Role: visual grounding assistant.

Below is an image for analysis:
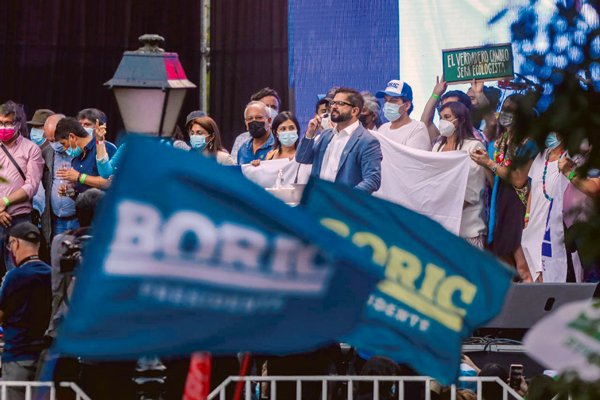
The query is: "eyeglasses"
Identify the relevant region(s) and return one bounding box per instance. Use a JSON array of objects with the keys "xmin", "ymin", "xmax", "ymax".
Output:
[
  {"xmin": 0, "ymin": 122, "xmax": 16, "ymax": 128},
  {"xmin": 245, "ymin": 115, "xmax": 266, "ymax": 123},
  {"xmin": 329, "ymin": 100, "xmax": 355, "ymax": 108}
]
